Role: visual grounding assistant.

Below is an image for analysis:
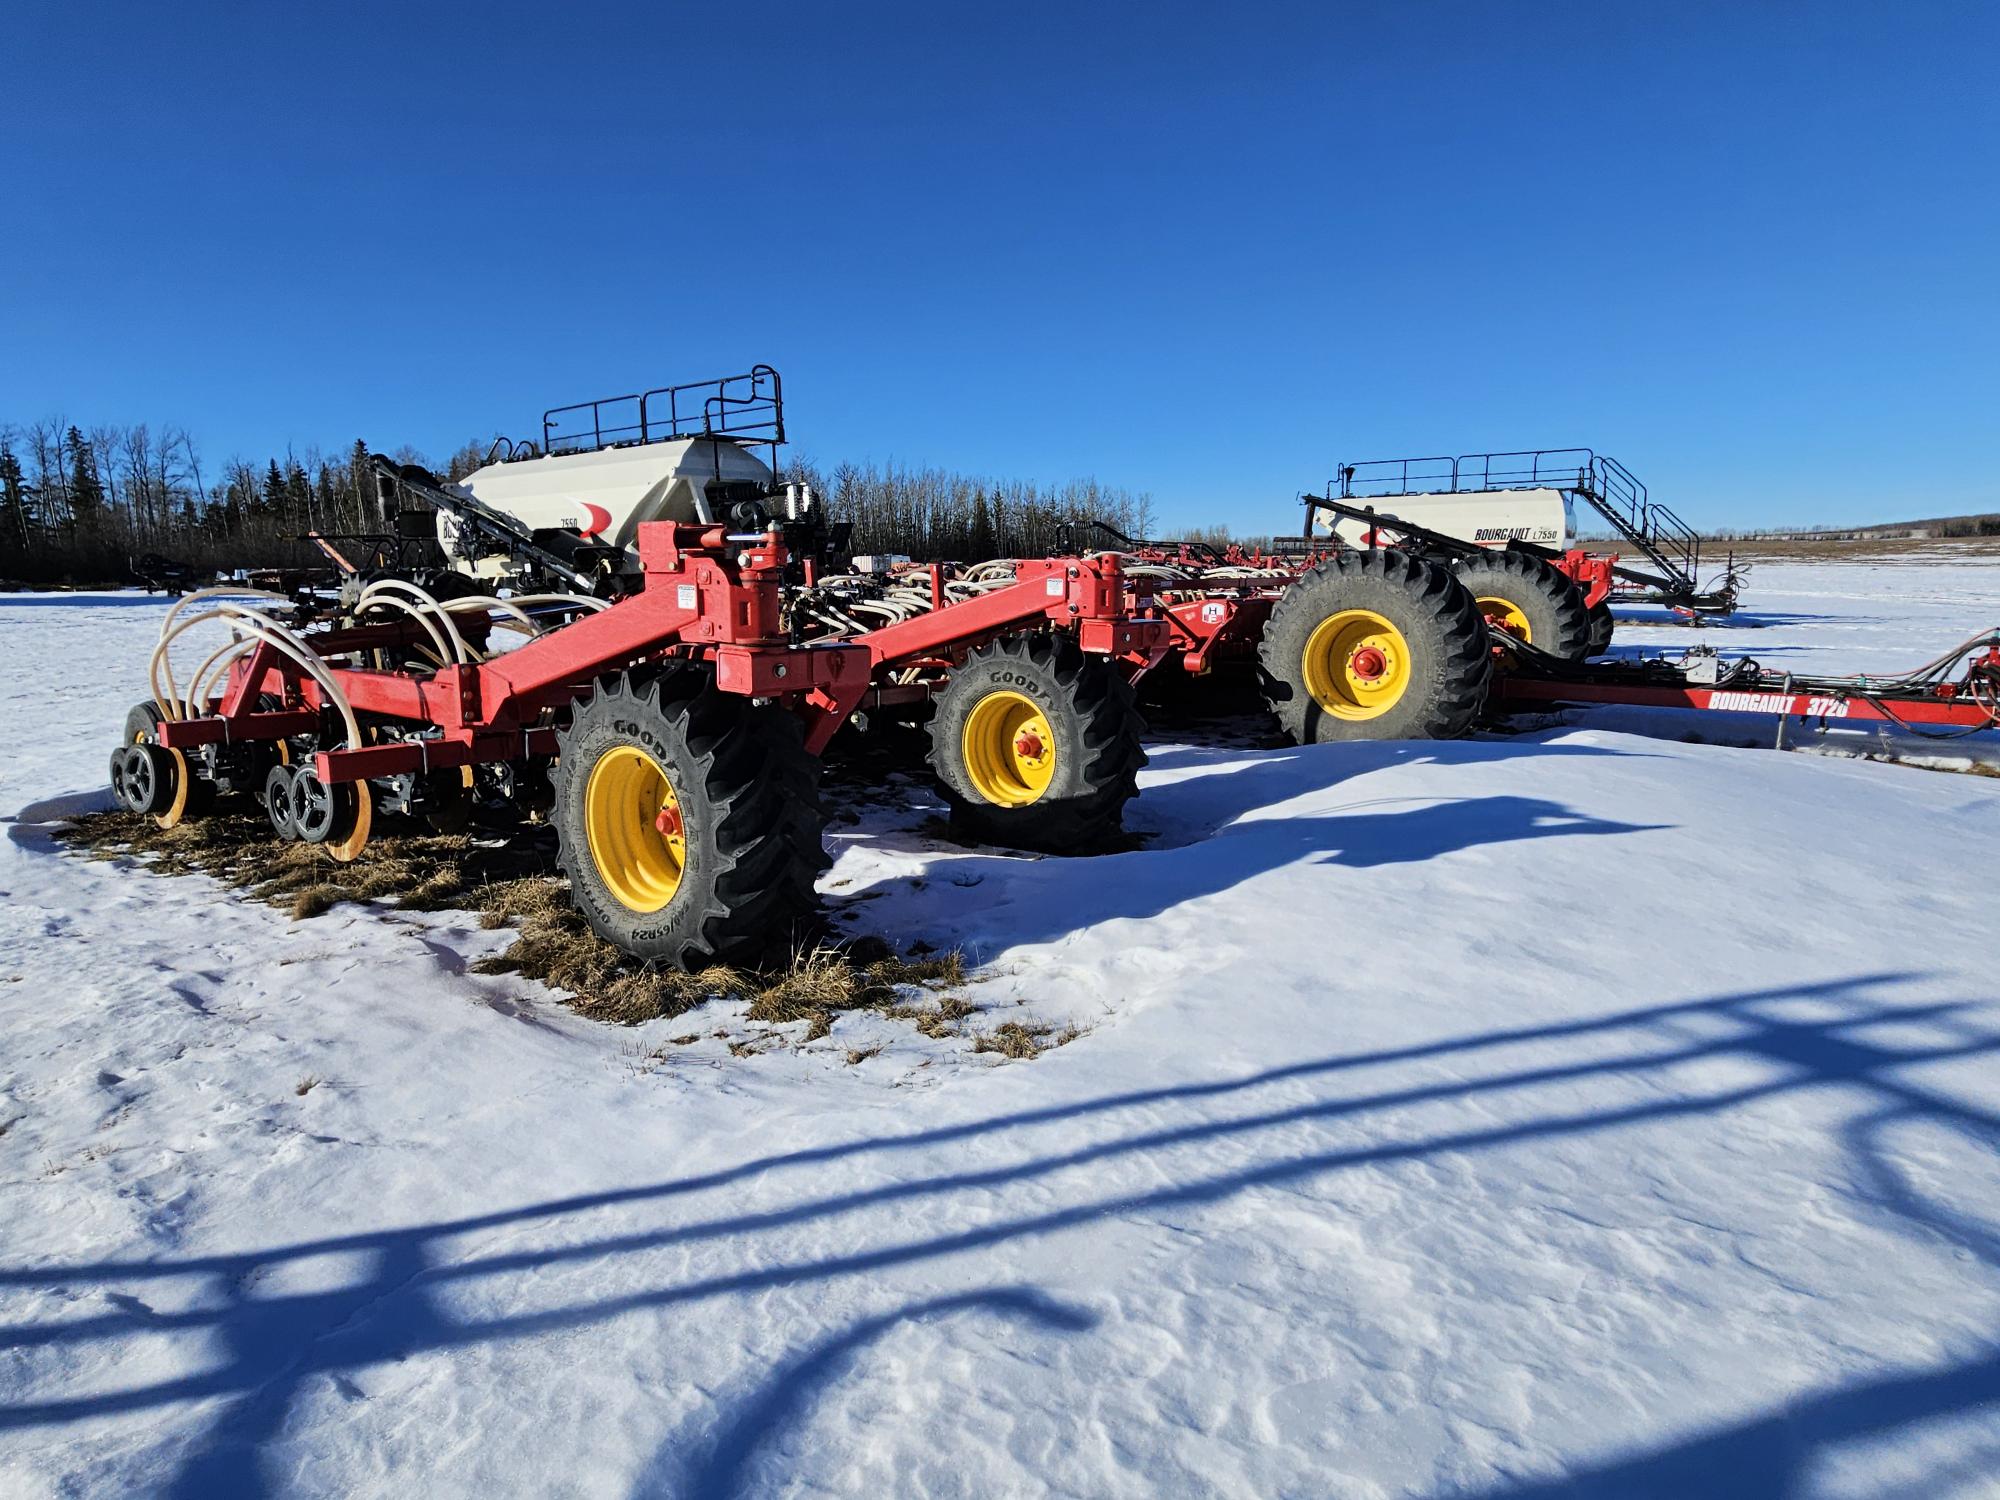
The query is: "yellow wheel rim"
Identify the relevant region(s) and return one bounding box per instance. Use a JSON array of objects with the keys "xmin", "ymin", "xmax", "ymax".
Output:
[
  {"xmin": 584, "ymin": 745, "xmax": 687, "ymax": 912},
  {"xmin": 152, "ymin": 747, "xmax": 191, "ymax": 829},
  {"xmin": 1302, "ymin": 609, "xmax": 1413, "ymax": 721},
  {"xmin": 960, "ymin": 690, "xmax": 1057, "ymax": 807},
  {"xmin": 327, "ymin": 780, "xmax": 373, "ymax": 864},
  {"xmin": 1477, "ymin": 595, "xmax": 1532, "ymax": 642}
]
